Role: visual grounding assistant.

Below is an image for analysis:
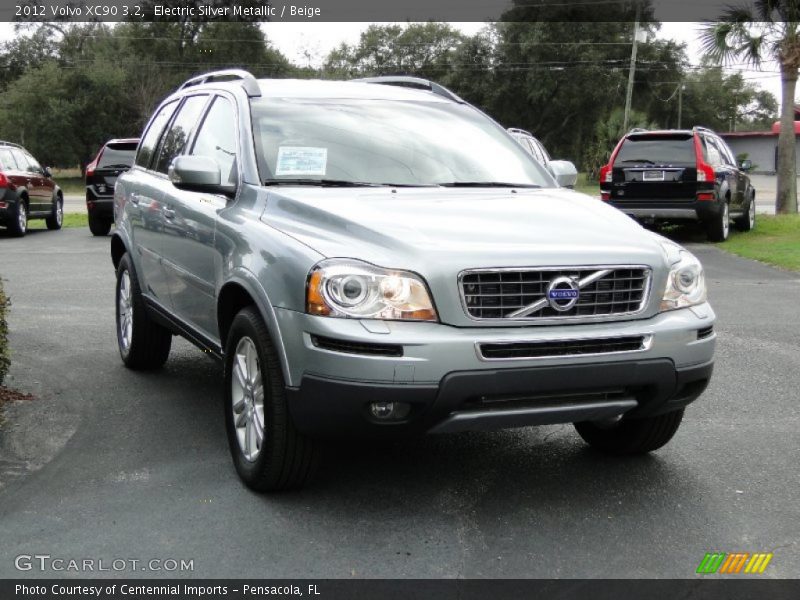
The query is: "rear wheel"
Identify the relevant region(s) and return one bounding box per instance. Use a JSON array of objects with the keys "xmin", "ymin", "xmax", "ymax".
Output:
[
  {"xmin": 45, "ymin": 195, "xmax": 63, "ymax": 230},
  {"xmin": 115, "ymin": 253, "xmax": 172, "ymax": 370},
  {"xmin": 7, "ymin": 200, "xmax": 27, "ymax": 237},
  {"xmin": 88, "ymin": 212, "xmax": 112, "ymax": 236},
  {"xmin": 734, "ymin": 193, "xmax": 756, "ymax": 232},
  {"xmin": 574, "ymin": 408, "xmax": 684, "ymax": 454},
  {"xmin": 224, "ymin": 306, "xmax": 318, "ymax": 492},
  {"xmin": 706, "ymin": 201, "xmax": 730, "ymax": 242}
]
